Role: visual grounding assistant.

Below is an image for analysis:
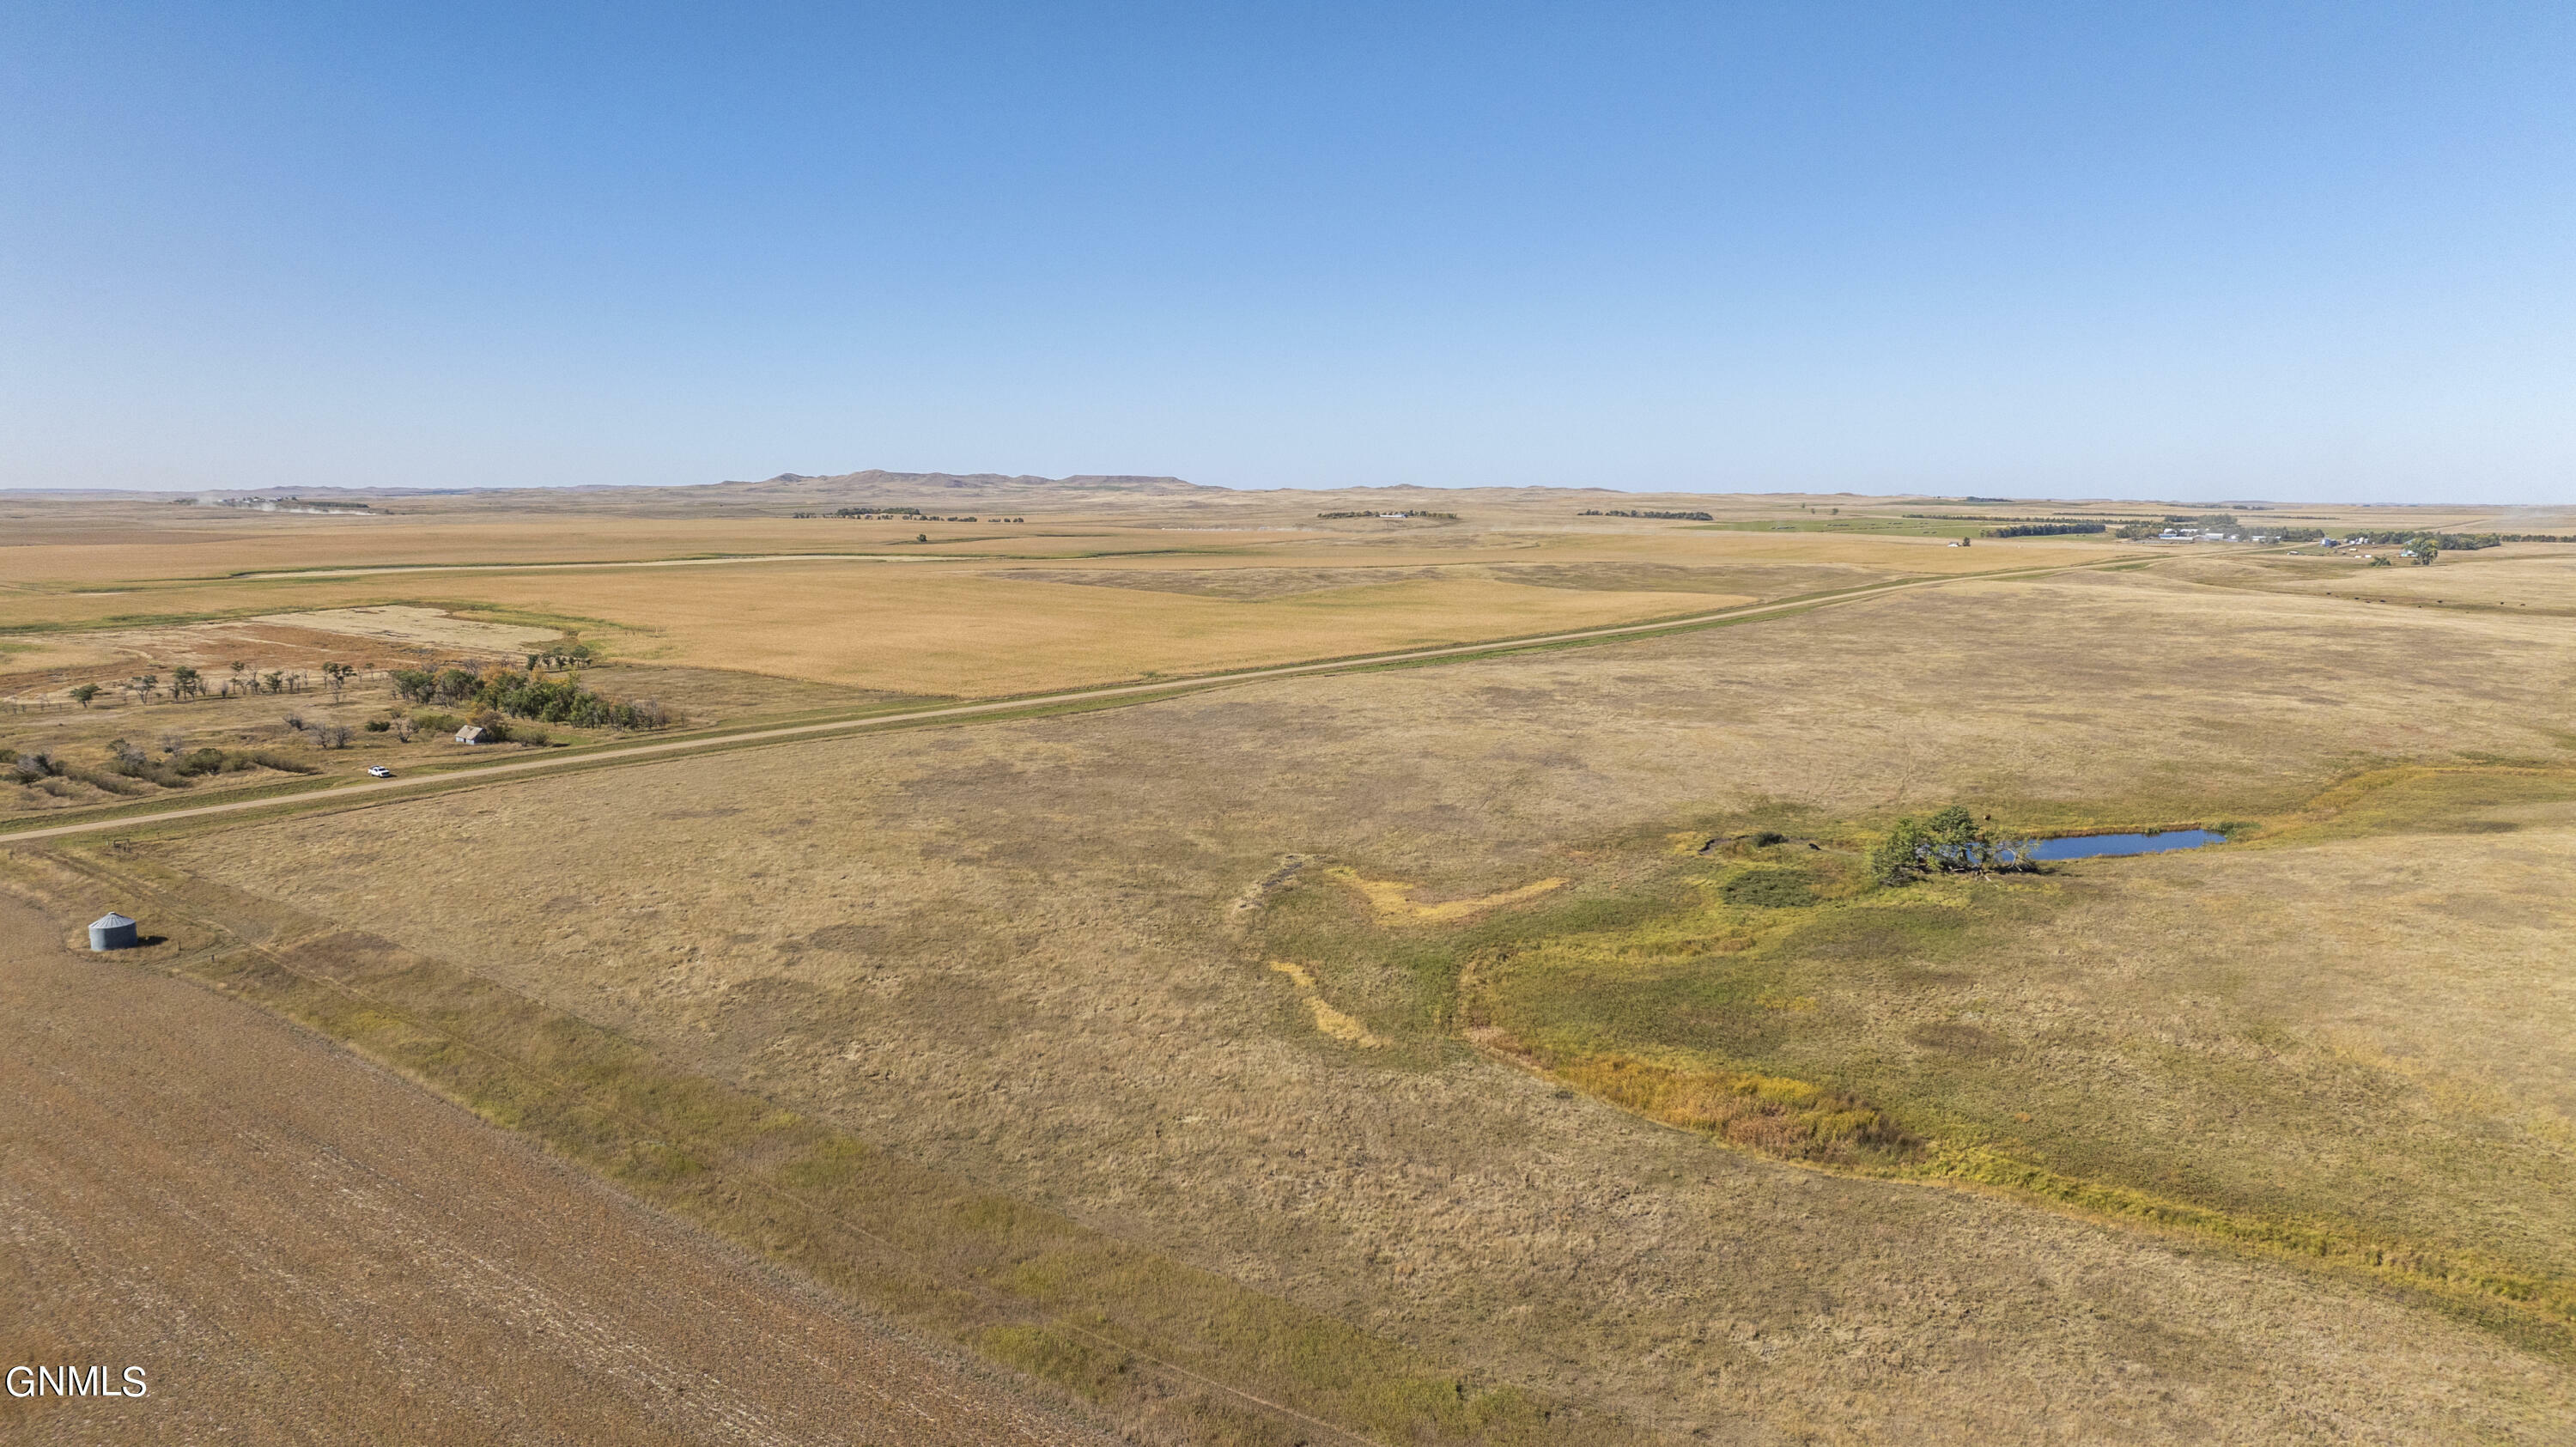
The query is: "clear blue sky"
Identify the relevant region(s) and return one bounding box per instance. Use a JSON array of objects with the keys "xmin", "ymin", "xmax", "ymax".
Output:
[{"xmin": 4, "ymin": 3, "xmax": 2570, "ymax": 502}]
